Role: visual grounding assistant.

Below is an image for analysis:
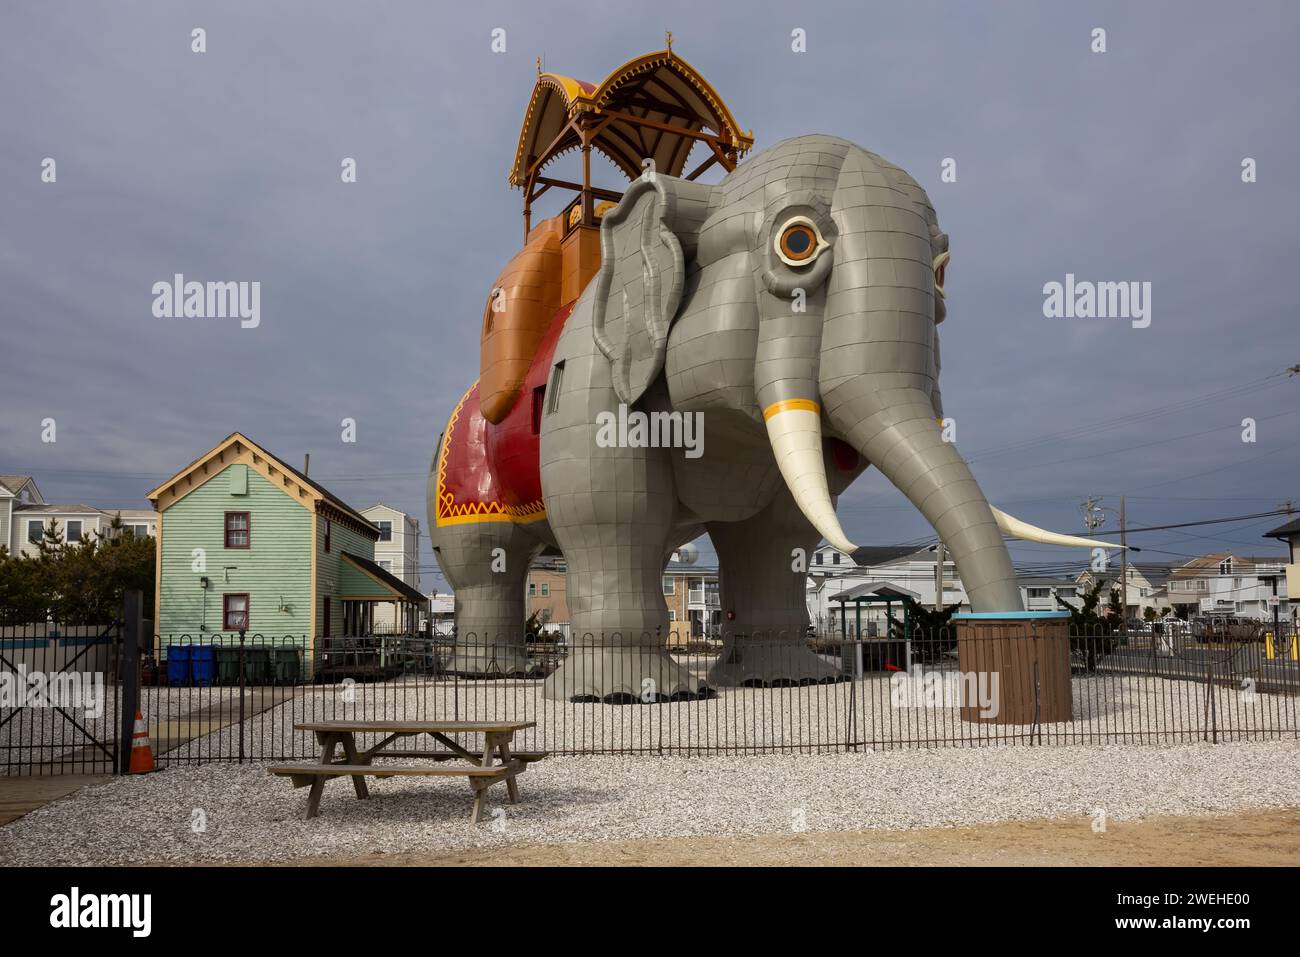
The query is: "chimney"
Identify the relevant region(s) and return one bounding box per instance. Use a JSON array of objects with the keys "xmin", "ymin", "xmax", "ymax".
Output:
[{"xmin": 303, "ymin": 453, "xmax": 310, "ymax": 476}]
